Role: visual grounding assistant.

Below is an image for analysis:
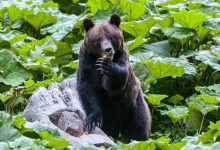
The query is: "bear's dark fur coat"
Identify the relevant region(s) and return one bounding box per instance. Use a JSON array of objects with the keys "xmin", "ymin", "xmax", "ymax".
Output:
[{"xmin": 77, "ymin": 14, "xmax": 151, "ymax": 141}]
